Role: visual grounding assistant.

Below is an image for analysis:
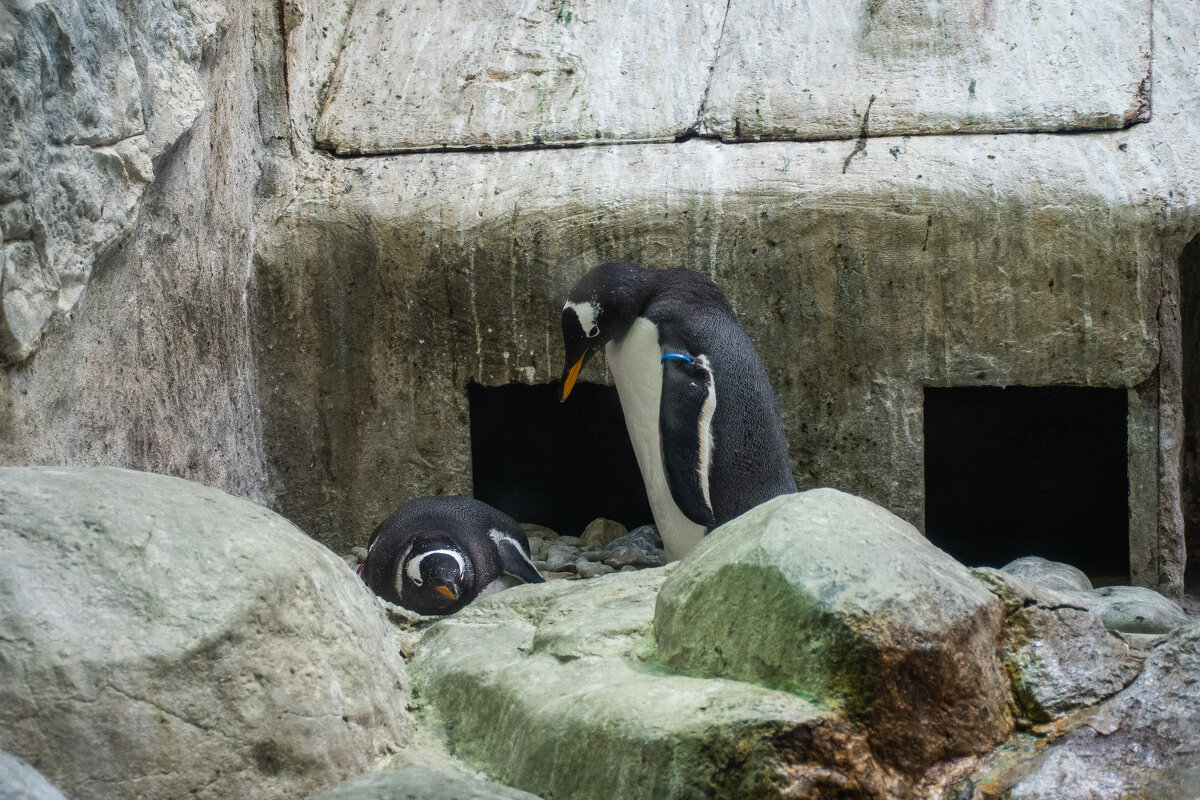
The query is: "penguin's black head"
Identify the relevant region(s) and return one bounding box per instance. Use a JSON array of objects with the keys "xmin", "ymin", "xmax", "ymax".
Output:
[
  {"xmin": 397, "ymin": 536, "xmax": 475, "ymax": 615},
  {"xmin": 560, "ymin": 262, "xmax": 652, "ymax": 401}
]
